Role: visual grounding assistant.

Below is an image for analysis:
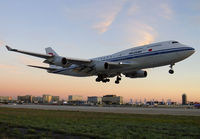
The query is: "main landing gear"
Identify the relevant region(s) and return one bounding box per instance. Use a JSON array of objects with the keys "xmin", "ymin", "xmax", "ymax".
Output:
[
  {"xmin": 115, "ymin": 76, "xmax": 121, "ymax": 84},
  {"xmin": 96, "ymin": 76, "xmax": 110, "ymax": 83},
  {"xmin": 169, "ymin": 64, "xmax": 174, "ymax": 74},
  {"xmin": 95, "ymin": 74, "xmax": 122, "ymax": 84}
]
